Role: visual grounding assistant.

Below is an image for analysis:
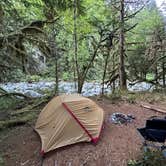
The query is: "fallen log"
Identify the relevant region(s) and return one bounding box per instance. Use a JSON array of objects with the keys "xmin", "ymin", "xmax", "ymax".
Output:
[
  {"xmin": 0, "ymin": 91, "xmax": 32, "ymax": 99},
  {"xmin": 140, "ymin": 102, "xmax": 166, "ymax": 114},
  {"xmin": 0, "ymin": 87, "xmax": 7, "ymax": 94},
  {"xmin": 0, "ymin": 92, "xmax": 32, "ymax": 99},
  {"xmin": 0, "ymin": 119, "xmax": 27, "ymax": 130},
  {"xmin": 0, "ymin": 120, "xmax": 26, "ymax": 129},
  {"xmin": 0, "ymin": 113, "xmax": 35, "ymax": 130},
  {"xmin": 10, "ymin": 108, "xmax": 38, "ymax": 115},
  {"xmin": 10, "ymin": 96, "xmax": 50, "ymax": 115}
]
